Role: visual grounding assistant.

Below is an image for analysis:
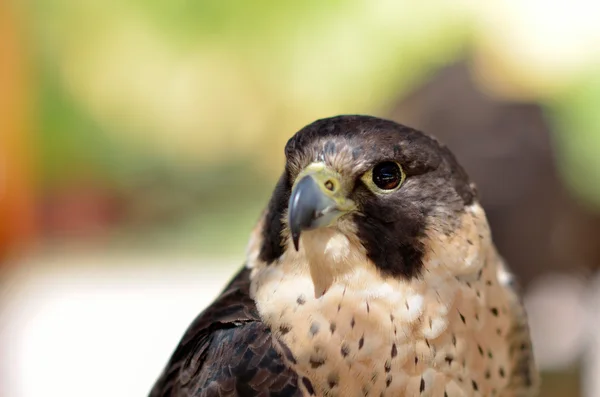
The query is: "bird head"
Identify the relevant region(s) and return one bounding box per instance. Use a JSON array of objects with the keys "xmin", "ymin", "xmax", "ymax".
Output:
[{"xmin": 254, "ymin": 115, "xmax": 481, "ymax": 290}]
